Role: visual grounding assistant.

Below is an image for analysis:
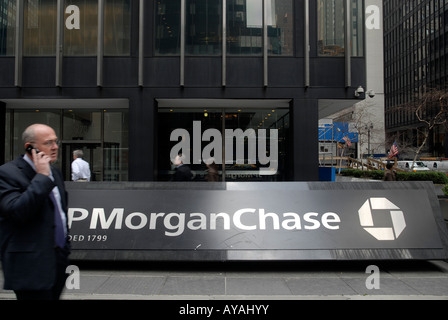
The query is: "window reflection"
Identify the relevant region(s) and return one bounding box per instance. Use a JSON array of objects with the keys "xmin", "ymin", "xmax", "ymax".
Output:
[
  {"xmin": 227, "ymin": 0, "xmax": 293, "ymax": 56},
  {"xmin": 64, "ymin": 0, "xmax": 130, "ymax": 56},
  {"xmin": 21, "ymin": 0, "xmax": 131, "ymax": 56},
  {"xmin": 155, "ymin": 0, "xmax": 181, "ymax": 55},
  {"xmin": 64, "ymin": 0, "xmax": 98, "ymax": 56},
  {"xmin": 351, "ymin": 0, "xmax": 364, "ymax": 57},
  {"xmin": 186, "ymin": 0, "xmax": 222, "ymax": 55},
  {"xmin": 24, "ymin": 0, "xmax": 57, "ymax": 56},
  {"xmin": 227, "ymin": 0, "xmax": 263, "ymax": 55},
  {"xmin": 318, "ymin": 0, "xmax": 364, "ymax": 57},
  {"xmin": 104, "ymin": 0, "xmax": 130, "ymax": 56},
  {"xmin": 267, "ymin": 0, "xmax": 293, "ymax": 55},
  {"xmin": 0, "ymin": 0, "xmax": 16, "ymax": 56},
  {"xmin": 103, "ymin": 110, "xmax": 129, "ymax": 181},
  {"xmin": 154, "ymin": 0, "xmax": 293, "ymax": 56},
  {"xmin": 63, "ymin": 109, "xmax": 101, "ymax": 141},
  {"xmin": 318, "ymin": 0, "xmax": 345, "ymax": 57}
]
